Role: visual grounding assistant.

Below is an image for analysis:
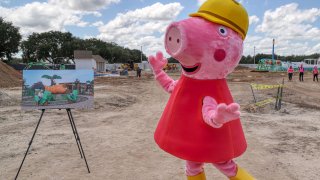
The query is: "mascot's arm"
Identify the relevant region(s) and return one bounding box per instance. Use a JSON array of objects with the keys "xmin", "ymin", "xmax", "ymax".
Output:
[
  {"xmin": 202, "ymin": 96, "xmax": 240, "ymax": 128},
  {"xmin": 148, "ymin": 51, "xmax": 178, "ymax": 93},
  {"xmin": 154, "ymin": 71, "xmax": 178, "ymax": 93}
]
